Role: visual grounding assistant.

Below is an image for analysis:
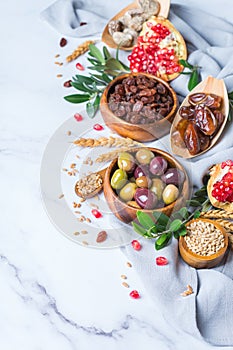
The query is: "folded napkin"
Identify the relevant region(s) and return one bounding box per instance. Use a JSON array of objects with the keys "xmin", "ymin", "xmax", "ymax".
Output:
[{"xmin": 41, "ymin": 0, "xmax": 233, "ymax": 346}]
